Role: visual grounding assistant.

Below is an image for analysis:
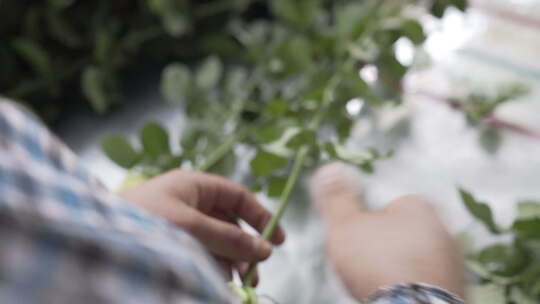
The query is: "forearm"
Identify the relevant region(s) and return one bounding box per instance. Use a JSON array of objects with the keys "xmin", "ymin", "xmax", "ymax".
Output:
[{"xmin": 0, "ymin": 99, "xmax": 237, "ymax": 303}]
